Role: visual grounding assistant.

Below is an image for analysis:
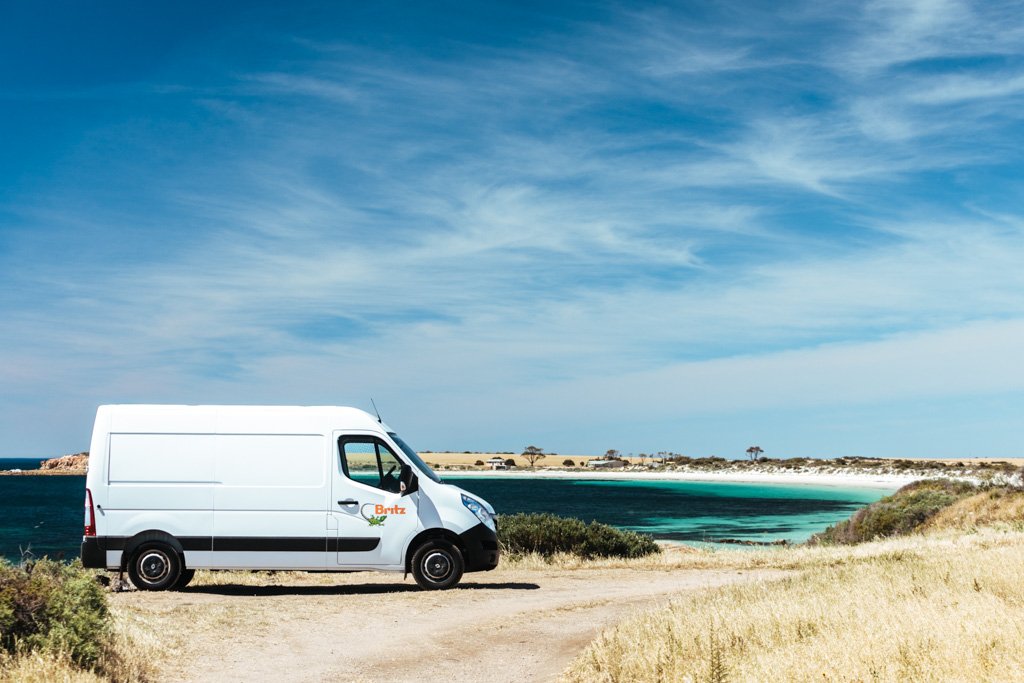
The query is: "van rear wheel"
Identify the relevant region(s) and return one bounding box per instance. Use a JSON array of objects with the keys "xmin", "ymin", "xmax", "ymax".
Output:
[
  {"xmin": 174, "ymin": 568, "xmax": 196, "ymax": 590},
  {"xmin": 411, "ymin": 540, "xmax": 464, "ymax": 590},
  {"xmin": 127, "ymin": 542, "xmax": 182, "ymax": 591}
]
